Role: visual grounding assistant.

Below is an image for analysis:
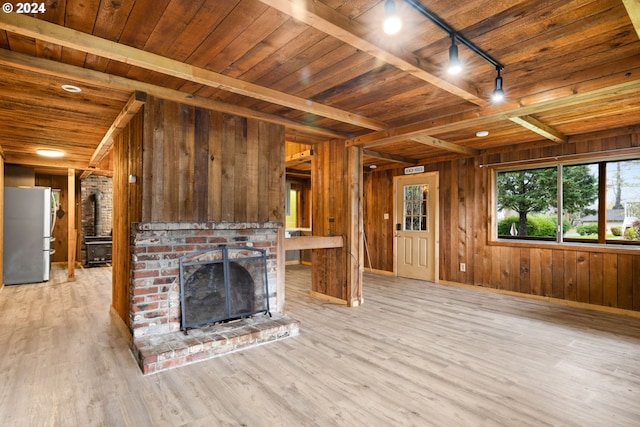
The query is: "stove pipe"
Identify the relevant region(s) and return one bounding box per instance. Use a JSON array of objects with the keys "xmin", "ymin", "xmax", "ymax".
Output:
[{"xmin": 90, "ymin": 191, "xmax": 103, "ymax": 236}]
